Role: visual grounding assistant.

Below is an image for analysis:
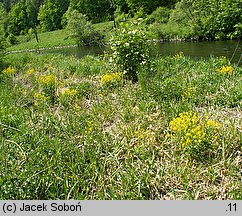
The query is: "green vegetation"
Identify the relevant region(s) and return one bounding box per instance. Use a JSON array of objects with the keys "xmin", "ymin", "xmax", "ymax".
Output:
[
  {"xmin": 0, "ymin": 0, "xmax": 241, "ymax": 201},
  {"xmin": 0, "ymin": 50, "xmax": 241, "ymax": 199},
  {"xmin": 66, "ymin": 10, "xmax": 104, "ymax": 46},
  {"xmin": 109, "ymin": 20, "xmax": 150, "ymax": 82},
  {"xmin": 6, "ymin": 21, "xmax": 114, "ymax": 52},
  {"xmin": 0, "ymin": 0, "xmax": 241, "ymax": 49}
]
